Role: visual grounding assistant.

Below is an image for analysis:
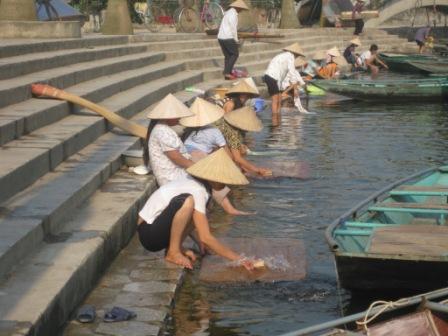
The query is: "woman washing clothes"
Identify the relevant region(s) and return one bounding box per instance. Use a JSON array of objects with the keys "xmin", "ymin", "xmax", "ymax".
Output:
[
  {"xmin": 303, "ymin": 50, "xmax": 327, "ymax": 80},
  {"xmin": 215, "ymin": 105, "xmax": 272, "ymax": 177},
  {"xmin": 221, "ymin": 80, "xmax": 260, "ymax": 113},
  {"xmin": 181, "ymin": 97, "xmax": 253, "ymax": 215},
  {"xmin": 143, "ymin": 93, "xmax": 245, "ymax": 215},
  {"xmin": 137, "ymin": 149, "xmax": 257, "ymax": 270},
  {"xmin": 263, "ymin": 43, "xmax": 306, "ymax": 116},
  {"xmin": 317, "ymin": 47, "xmax": 341, "ymax": 79}
]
